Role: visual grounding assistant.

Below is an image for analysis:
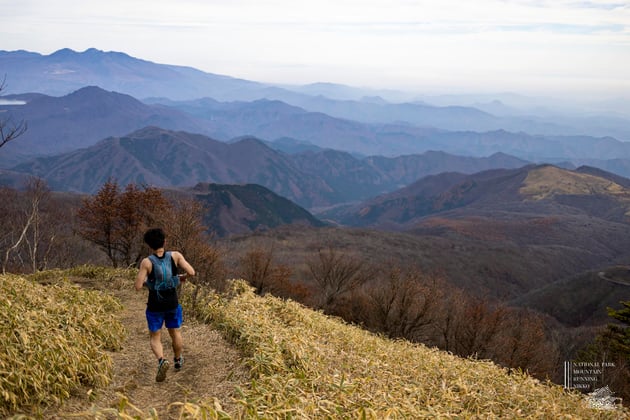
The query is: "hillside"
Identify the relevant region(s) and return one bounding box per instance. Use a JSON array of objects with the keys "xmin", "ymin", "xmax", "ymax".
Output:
[
  {"xmin": 327, "ymin": 164, "xmax": 630, "ymax": 227},
  {"xmin": 12, "ymin": 127, "xmax": 335, "ymax": 208},
  {"xmin": 221, "ymin": 217, "xmax": 630, "ymax": 309},
  {"xmin": 188, "ymin": 182, "xmax": 326, "ymax": 237},
  {"xmin": 512, "ymin": 266, "xmax": 630, "ymax": 327},
  {"xmin": 0, "ymin": 267, "xmax": 247, "ymax": 419},
  {"xmin": 2, "ymin": 268, "xmax": 625, "ymax": 418},
  {"xmin": 291, "ymin": 150, "xmax": 529, "ymax": 207},
  {"xmin": 304, "ymin": 165, "xmax": 630, "ymax": 315}
]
